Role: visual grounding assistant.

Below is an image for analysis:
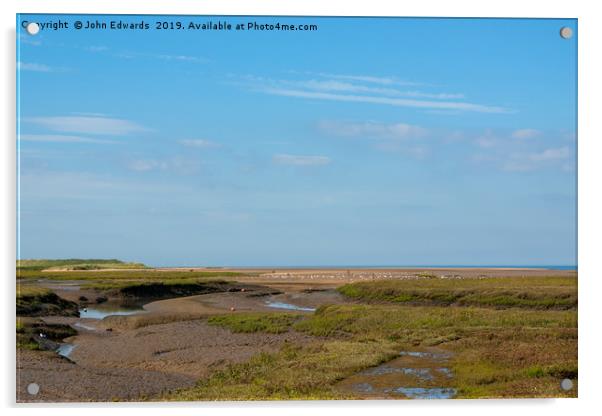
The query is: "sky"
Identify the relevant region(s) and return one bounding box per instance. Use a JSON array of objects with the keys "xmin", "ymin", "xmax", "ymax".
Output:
[{"xmin": 16, "ymin": 15, "xmax": 577, "ymax": 267}]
